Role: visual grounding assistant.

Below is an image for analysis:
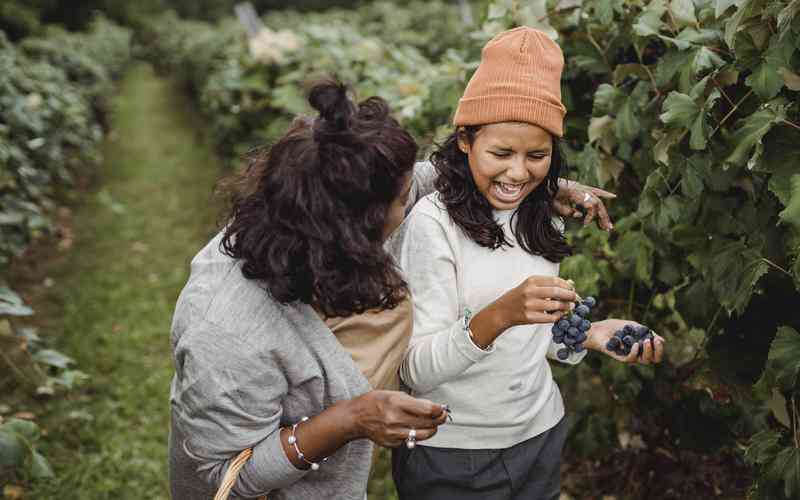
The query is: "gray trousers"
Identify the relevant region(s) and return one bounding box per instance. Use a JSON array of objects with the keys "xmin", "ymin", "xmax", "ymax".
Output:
[{"xmin": 392, "ymin": 417, "xmax": 567, "ymax": 500}]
